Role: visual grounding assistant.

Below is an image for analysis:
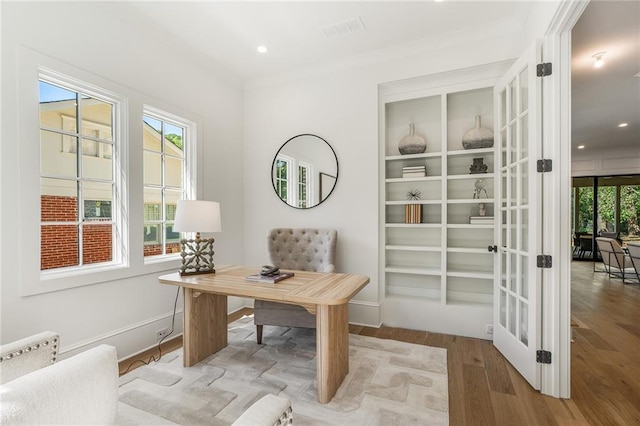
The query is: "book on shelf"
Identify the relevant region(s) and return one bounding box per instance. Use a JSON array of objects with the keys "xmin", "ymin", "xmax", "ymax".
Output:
[
  {"xmin": 404, "ymin": 204, "xmax": 422, "ymax": 224},
  {"xmin": 402, "ymin": 166, "xmax": 427, "ymax": 178},
  {"xmin": 245, "ymin": 272, "xmax": 294, "ymax": 283},
  {"xmin": 469, "ymin": 215, "xmax": 494, "ymax": 225}
]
